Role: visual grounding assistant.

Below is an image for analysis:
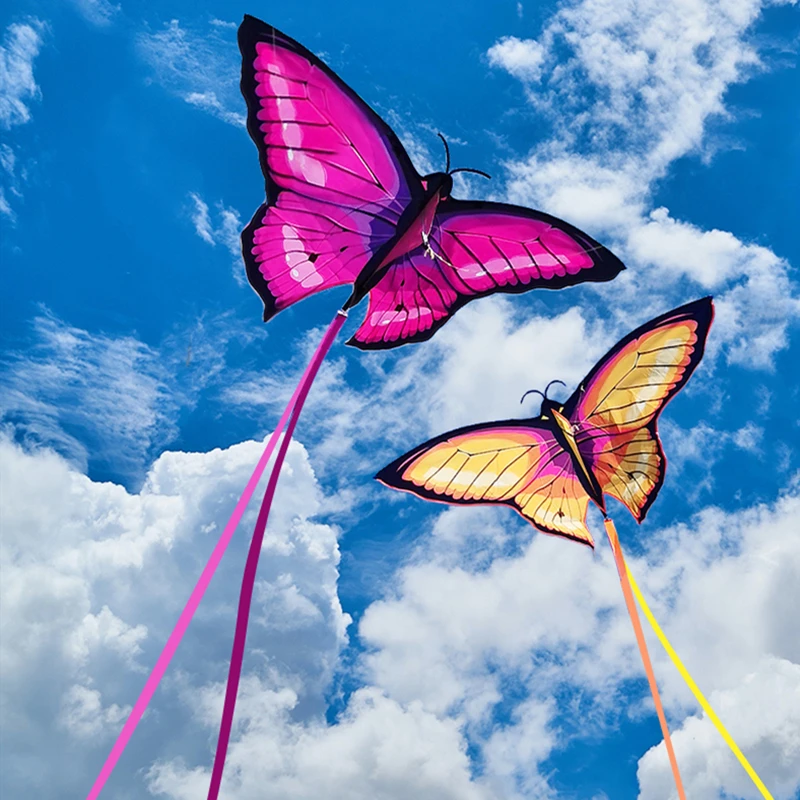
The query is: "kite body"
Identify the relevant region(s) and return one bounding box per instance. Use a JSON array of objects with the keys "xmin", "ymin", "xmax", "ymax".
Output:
[
  {"xmin": 377, "ymin": 297, "xmax": 714, "ymax": 545},
  {"xmin": 238, "ymin": 15, "xmax": 625, "ymax": 349}
]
